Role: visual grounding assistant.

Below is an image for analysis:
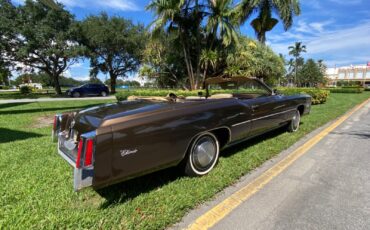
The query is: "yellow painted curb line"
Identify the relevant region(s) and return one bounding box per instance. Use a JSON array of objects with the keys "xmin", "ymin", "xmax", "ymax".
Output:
[{"xmin": 187, "ymin": 98, "xmax": 370, "ymax": 230}]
